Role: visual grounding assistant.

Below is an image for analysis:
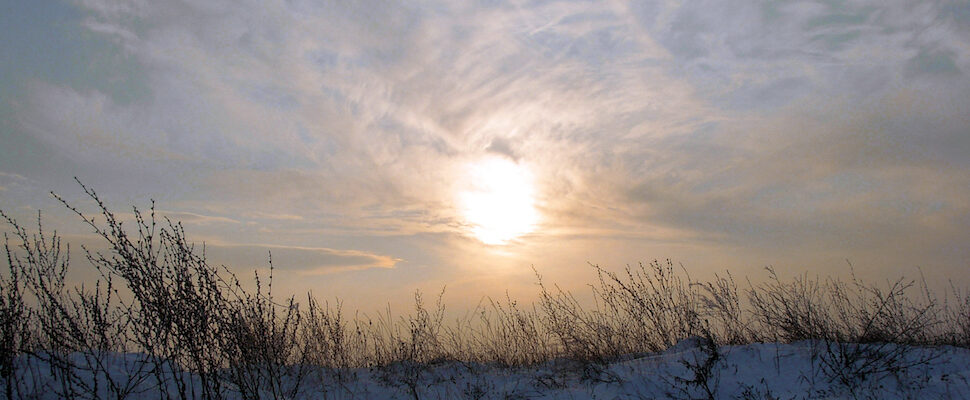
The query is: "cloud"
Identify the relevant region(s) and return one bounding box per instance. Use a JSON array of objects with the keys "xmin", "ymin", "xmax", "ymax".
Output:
[
  {"xmin": 0, "ymin": 172, "xmax": 28, "ymax": 181},
  {"xmin": 201, "ymin": 242, "xmax": 400, "ymax": 275},
  {"xmin": 244, "ymin": 211, "xmax": 304, "ymax": 221},
  {"xmin": 486, "ymin": 137, "xmax": 518, "ymax": 160},
  {"xmin": 159, "ymin": 210, "xmax": 239, "ymax": 225},
  {"xmin": 907, "ymin": 48, "xmax": 962, "ymax": 77},
  {"xmin": 4, "ymin": 0, "xmax": 969, "ymax": 284}
]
